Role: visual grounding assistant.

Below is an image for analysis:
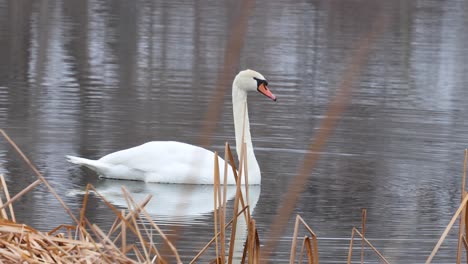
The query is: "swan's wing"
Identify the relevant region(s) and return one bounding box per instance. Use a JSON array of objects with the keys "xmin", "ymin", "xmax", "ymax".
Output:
[{"xmin": 99, "ymin": 141, "xmax": 236, "ymax": 184}]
